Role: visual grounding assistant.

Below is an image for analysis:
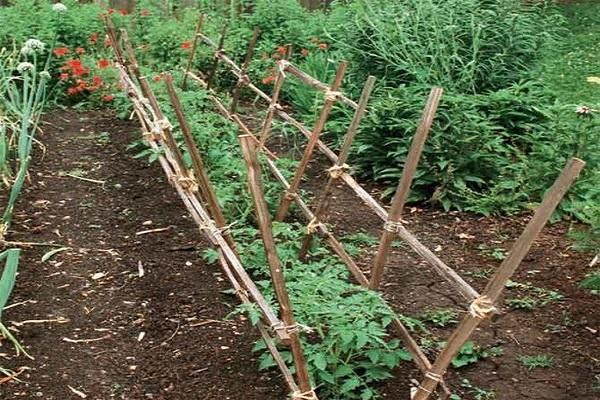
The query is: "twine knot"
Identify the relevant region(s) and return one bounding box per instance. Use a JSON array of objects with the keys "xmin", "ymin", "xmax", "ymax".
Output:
[
  {"xmin": 306, "ymin": 218, "xmax": 324, "ymax": 234},
  {"xmin": 424, "ymin": 371, "xmax": 443, "ymax": 382},
  {"xmin": 469, "ymin": 295, "xmax": 497, "ymax": 319},
  {"xmin": 324, "ymin": 90, "xmax": 342, "ymax": 102},
  {"xmin": 327, "ymin": 163, "xmax": 350, "ymax": 179},
  {"xmin": 383, "ymin": 220, "xmax": 403, "ymax": 234},
  {"xmin": 283, "ymin": 190, "xmax": 298, "ymax": 201},
  {"xmin": 238, "ymin": 73, "xmax": 250, "ymax": 85},
  {"xmin": 277, "ymin": 59, "xmax": 291, "ymax": 76},
  {"xmin": 268, "ymin": 102, "xmax": 283, "ymax": 112},
  {"xmin": 142, "ymin": 130, "xmax": 161, "ymax": 142},
  {"xmin": 177, "ymin": 175, "xmax": 199, "ymax": 192}
]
